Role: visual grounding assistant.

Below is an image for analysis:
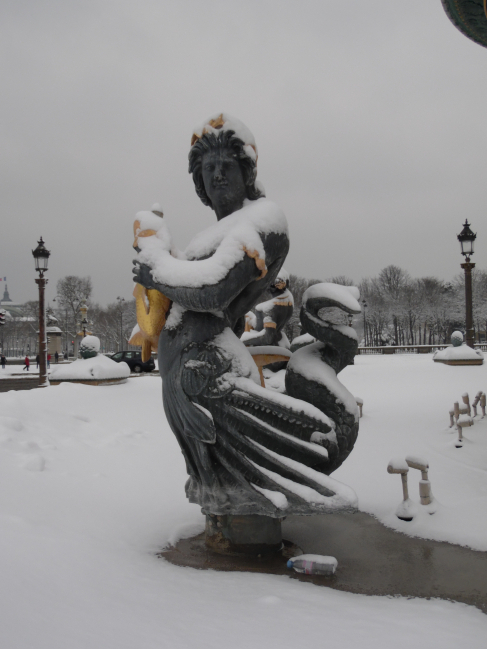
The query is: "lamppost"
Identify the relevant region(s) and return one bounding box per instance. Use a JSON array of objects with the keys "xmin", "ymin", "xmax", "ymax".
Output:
[
  {"xmin": 117, "ymin": 296, "xmax": 125, "ymax": 351},
  {"xmin": 362, "ymin": 299, "xmax": 368, "ymax": 346},
  {"xmin": 457, "ymin": 220, "xmax": 477, "ymax": 348},
  {"xmin": 32, "ymin": 237, "xmax": 50, "ymax": 387},
  {"xmin": 79, "ymin": 299, "xmax": 89, "ymax": 338}
]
